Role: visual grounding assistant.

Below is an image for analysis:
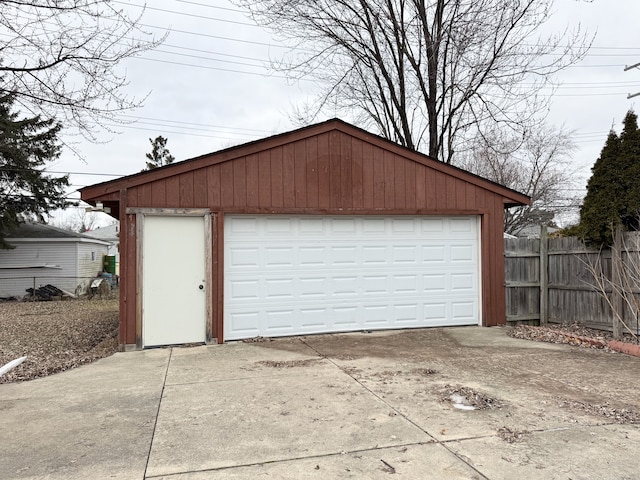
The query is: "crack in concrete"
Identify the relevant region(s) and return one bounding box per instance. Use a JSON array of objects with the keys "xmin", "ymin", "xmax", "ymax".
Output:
[
  {"xmin": 144, "ymin": 440, "xmax": 437, "ymax": 478},
  {"xmin": 163, "ymin": 369, "xmax": 327, "ymax": 388},
  {"xmin": 299, "ymin": 338, "xmax": 491, "ymax": 480},
  {"xmin": 144, "ymin": 347, "xmax": 173, "ymax": 479},
  {"xmin": 143, "ymin": 343, "xmax": 628, "ymax": 479}
]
